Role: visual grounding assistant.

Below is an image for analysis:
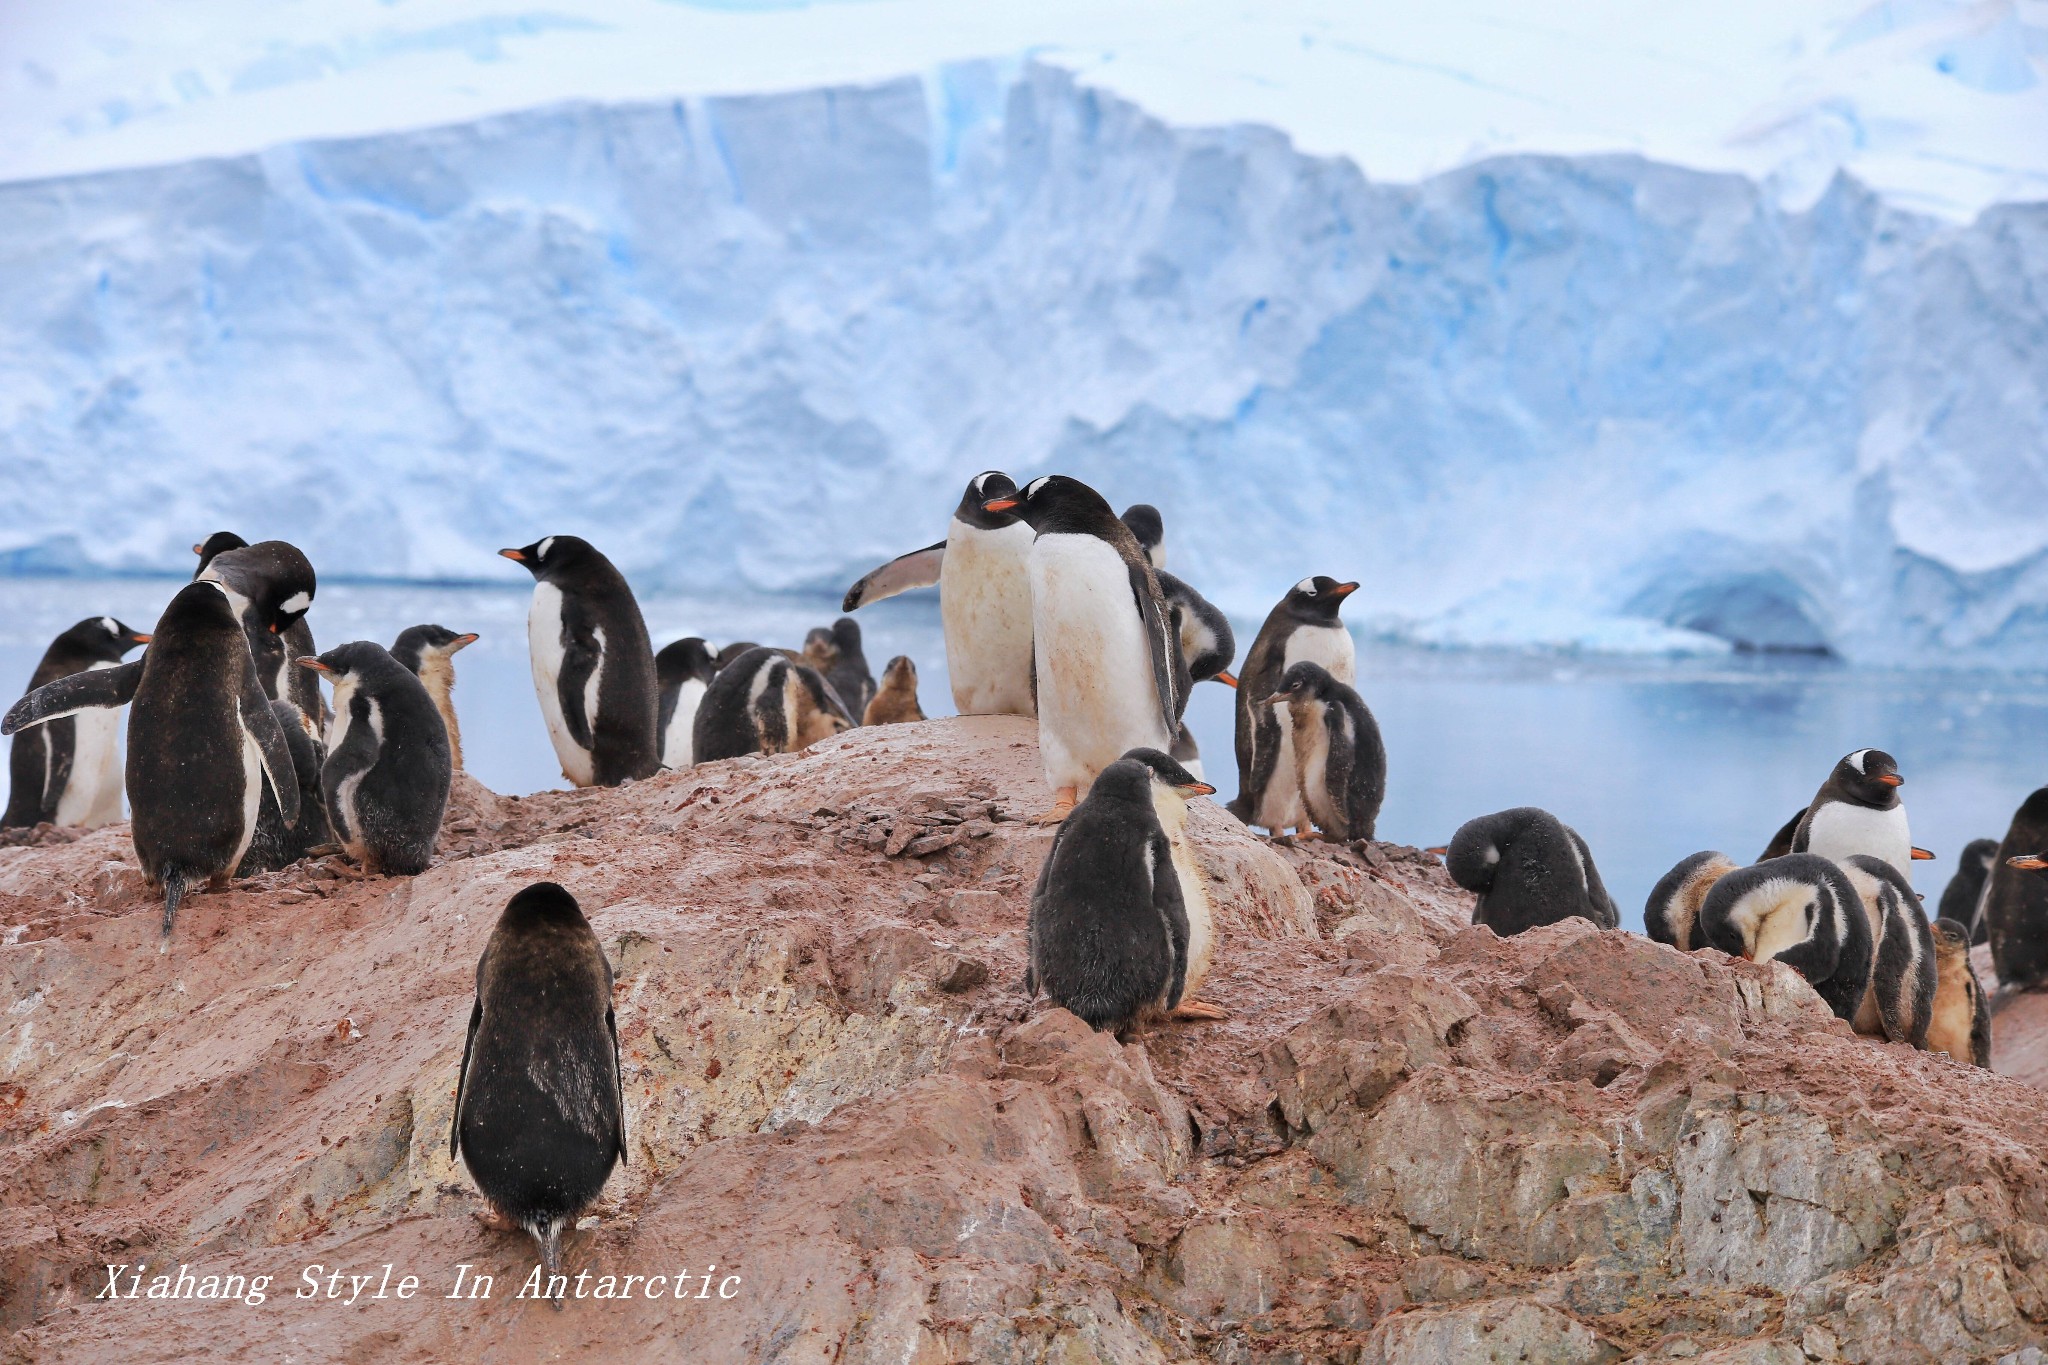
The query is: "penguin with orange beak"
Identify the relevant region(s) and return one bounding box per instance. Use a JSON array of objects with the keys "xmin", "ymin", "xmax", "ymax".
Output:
[
  {"xmin": 1229, "ymin": 577, "xmax": 1358, "ymax": 835},
  {"xmin": 1789, "ymin": 748, "xmax": 1936, "ymax": 884},
  {"xmin": 2, "ymin": 616, "xmax": 152, "ymax": 830}
]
